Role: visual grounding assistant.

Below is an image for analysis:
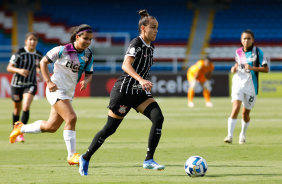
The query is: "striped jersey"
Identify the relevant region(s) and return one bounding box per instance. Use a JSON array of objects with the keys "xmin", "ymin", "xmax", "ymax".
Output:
[
  {"xmin": 46, "ymin": 43, "xmax": 94, "ymax": 98},
  {"xmin": 115, "ymin": 36, "xmax": 154, "ymax": 94},
  {"xmin": 9, "ymin": 46, "xmax": 43, "ymax": 87}
]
